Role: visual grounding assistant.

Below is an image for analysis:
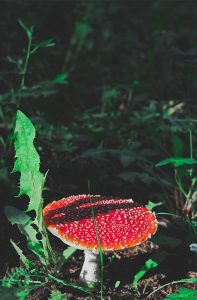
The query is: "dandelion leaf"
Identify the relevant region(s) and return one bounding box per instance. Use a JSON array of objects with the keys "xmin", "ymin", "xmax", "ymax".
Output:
[{"xmin": 13, "ymin": 110, "xmax": 45, "ymax": 228}]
